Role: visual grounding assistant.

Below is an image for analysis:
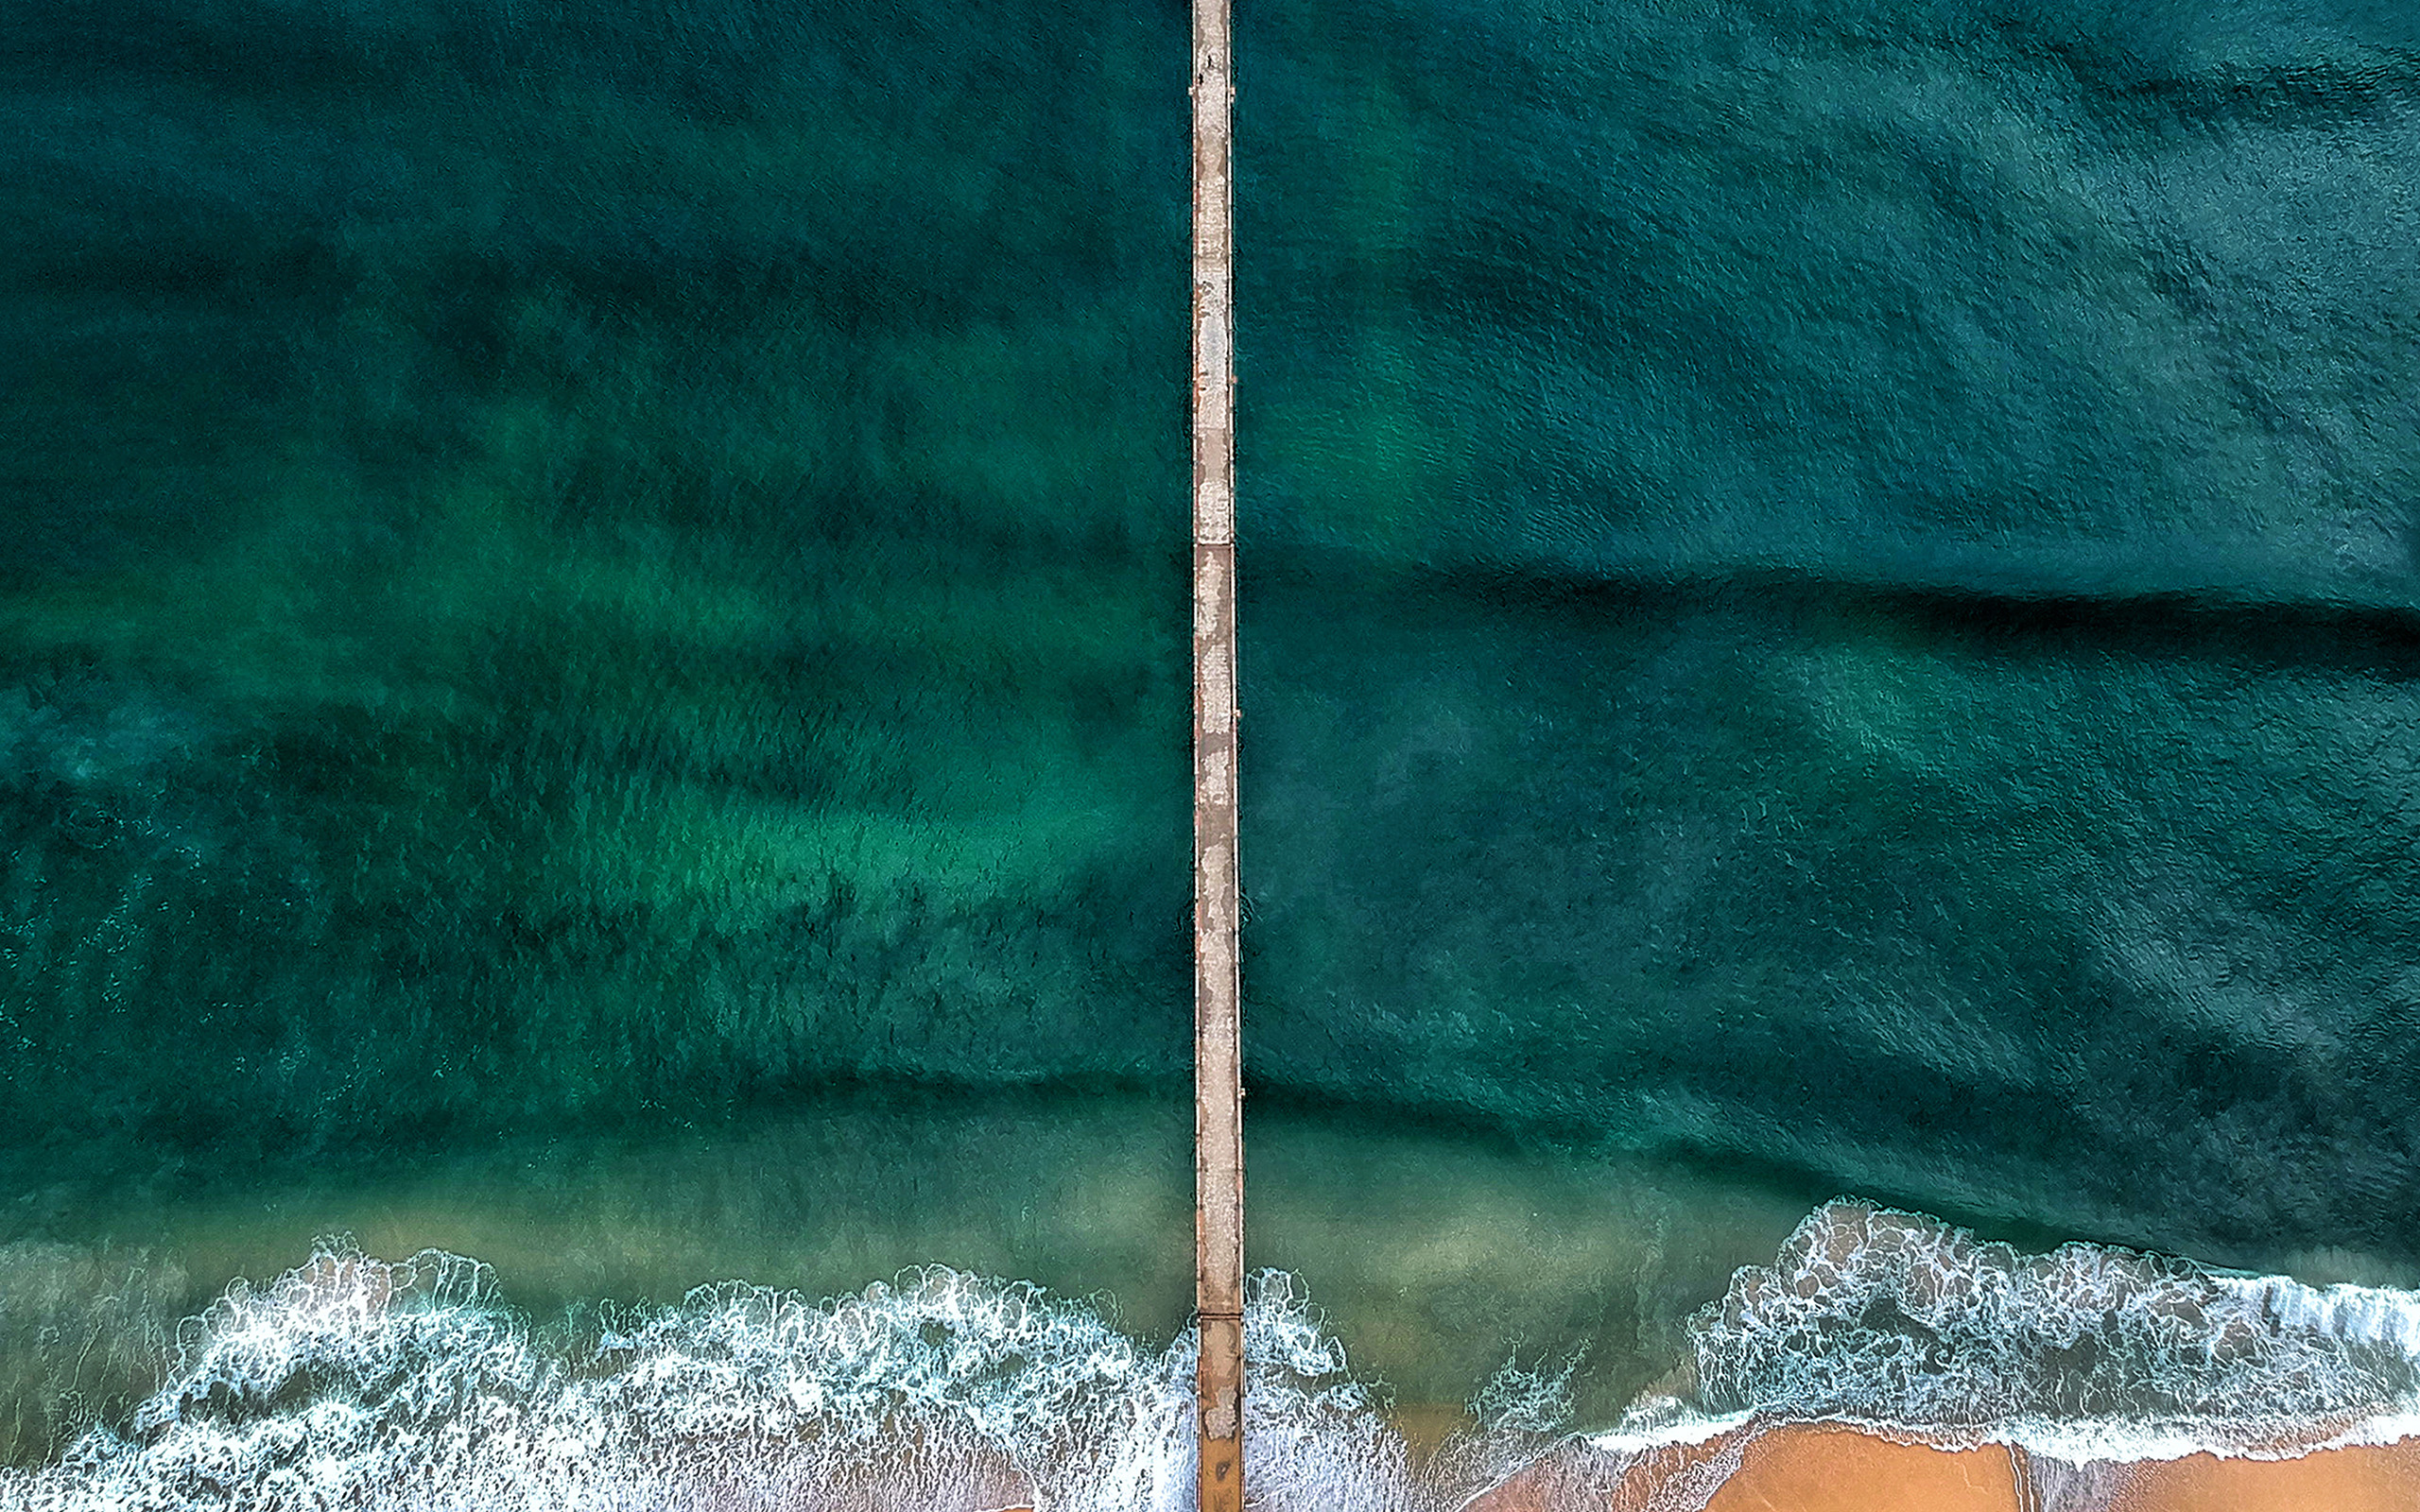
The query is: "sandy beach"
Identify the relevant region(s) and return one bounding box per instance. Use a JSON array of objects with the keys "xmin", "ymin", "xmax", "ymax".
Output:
[
  {"xmin": 1463, "ymin": 1420, "xmax": 2420, "ymax": 1511},
  {"xmin": 2100, "ymin": 1444, "xmax": 2420, "ymax": 1511},
  {"xmin": 1695, "ymin": 1426, "xmax": 2016, "ymax": 1511}
]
